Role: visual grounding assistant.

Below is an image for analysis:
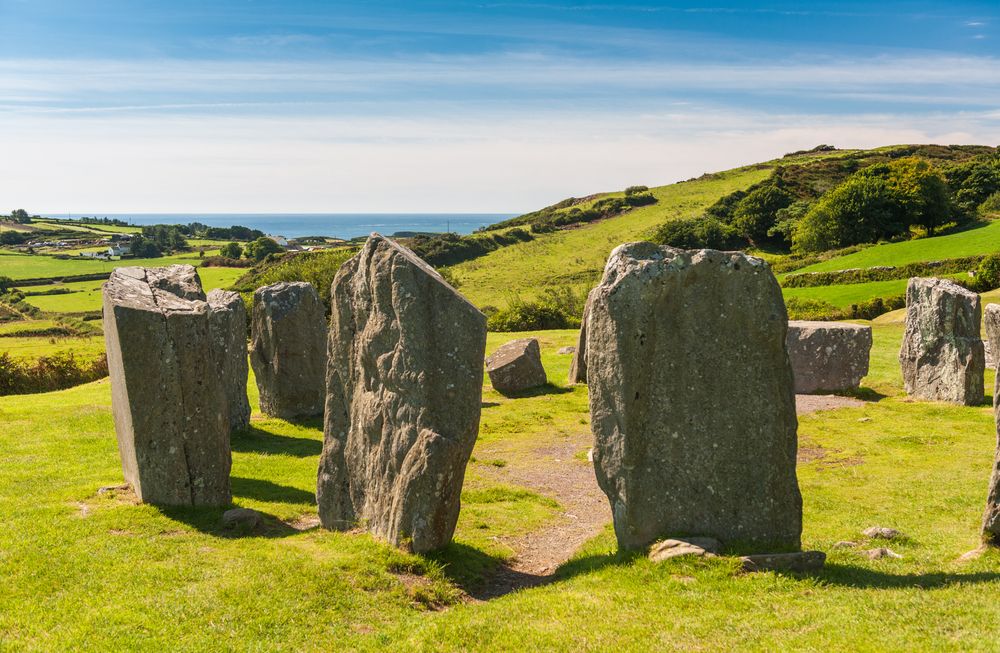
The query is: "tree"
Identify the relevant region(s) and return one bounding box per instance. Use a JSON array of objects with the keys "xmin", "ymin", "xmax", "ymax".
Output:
[
  {"xmin": 219, "ymin": 242, "xmax": 243, "ymax": 259},
  {"xmin": 885, "ymin": 157, "xmax": 953, "ymax": 236},
  {"xmin": 731, "ymin": 183, "xmax": 793, "ymax": 244},
  {"xmin": 792, "ymin": 174, "xmax": 903, "ymax": 253},
  {"xmin": 129, "ymin": 234, "xmax": 161, "ymax": 258},
  {"xmin": 10, "ymin": 209, "xmax": 30, "ymax": 224},
  {"xmin": 0, "ymin": 275, "xmax": 12, "ymax": 293},
  {"xmin": 244, "ymin": 237, "xmax": 283, "ymax": 261}
]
